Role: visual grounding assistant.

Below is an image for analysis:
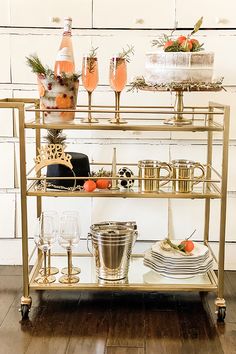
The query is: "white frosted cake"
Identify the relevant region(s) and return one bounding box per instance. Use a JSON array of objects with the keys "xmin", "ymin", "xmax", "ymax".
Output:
[{"xmin": 145, "ymin": 51, "xmax": 214, "ymax": 85}]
